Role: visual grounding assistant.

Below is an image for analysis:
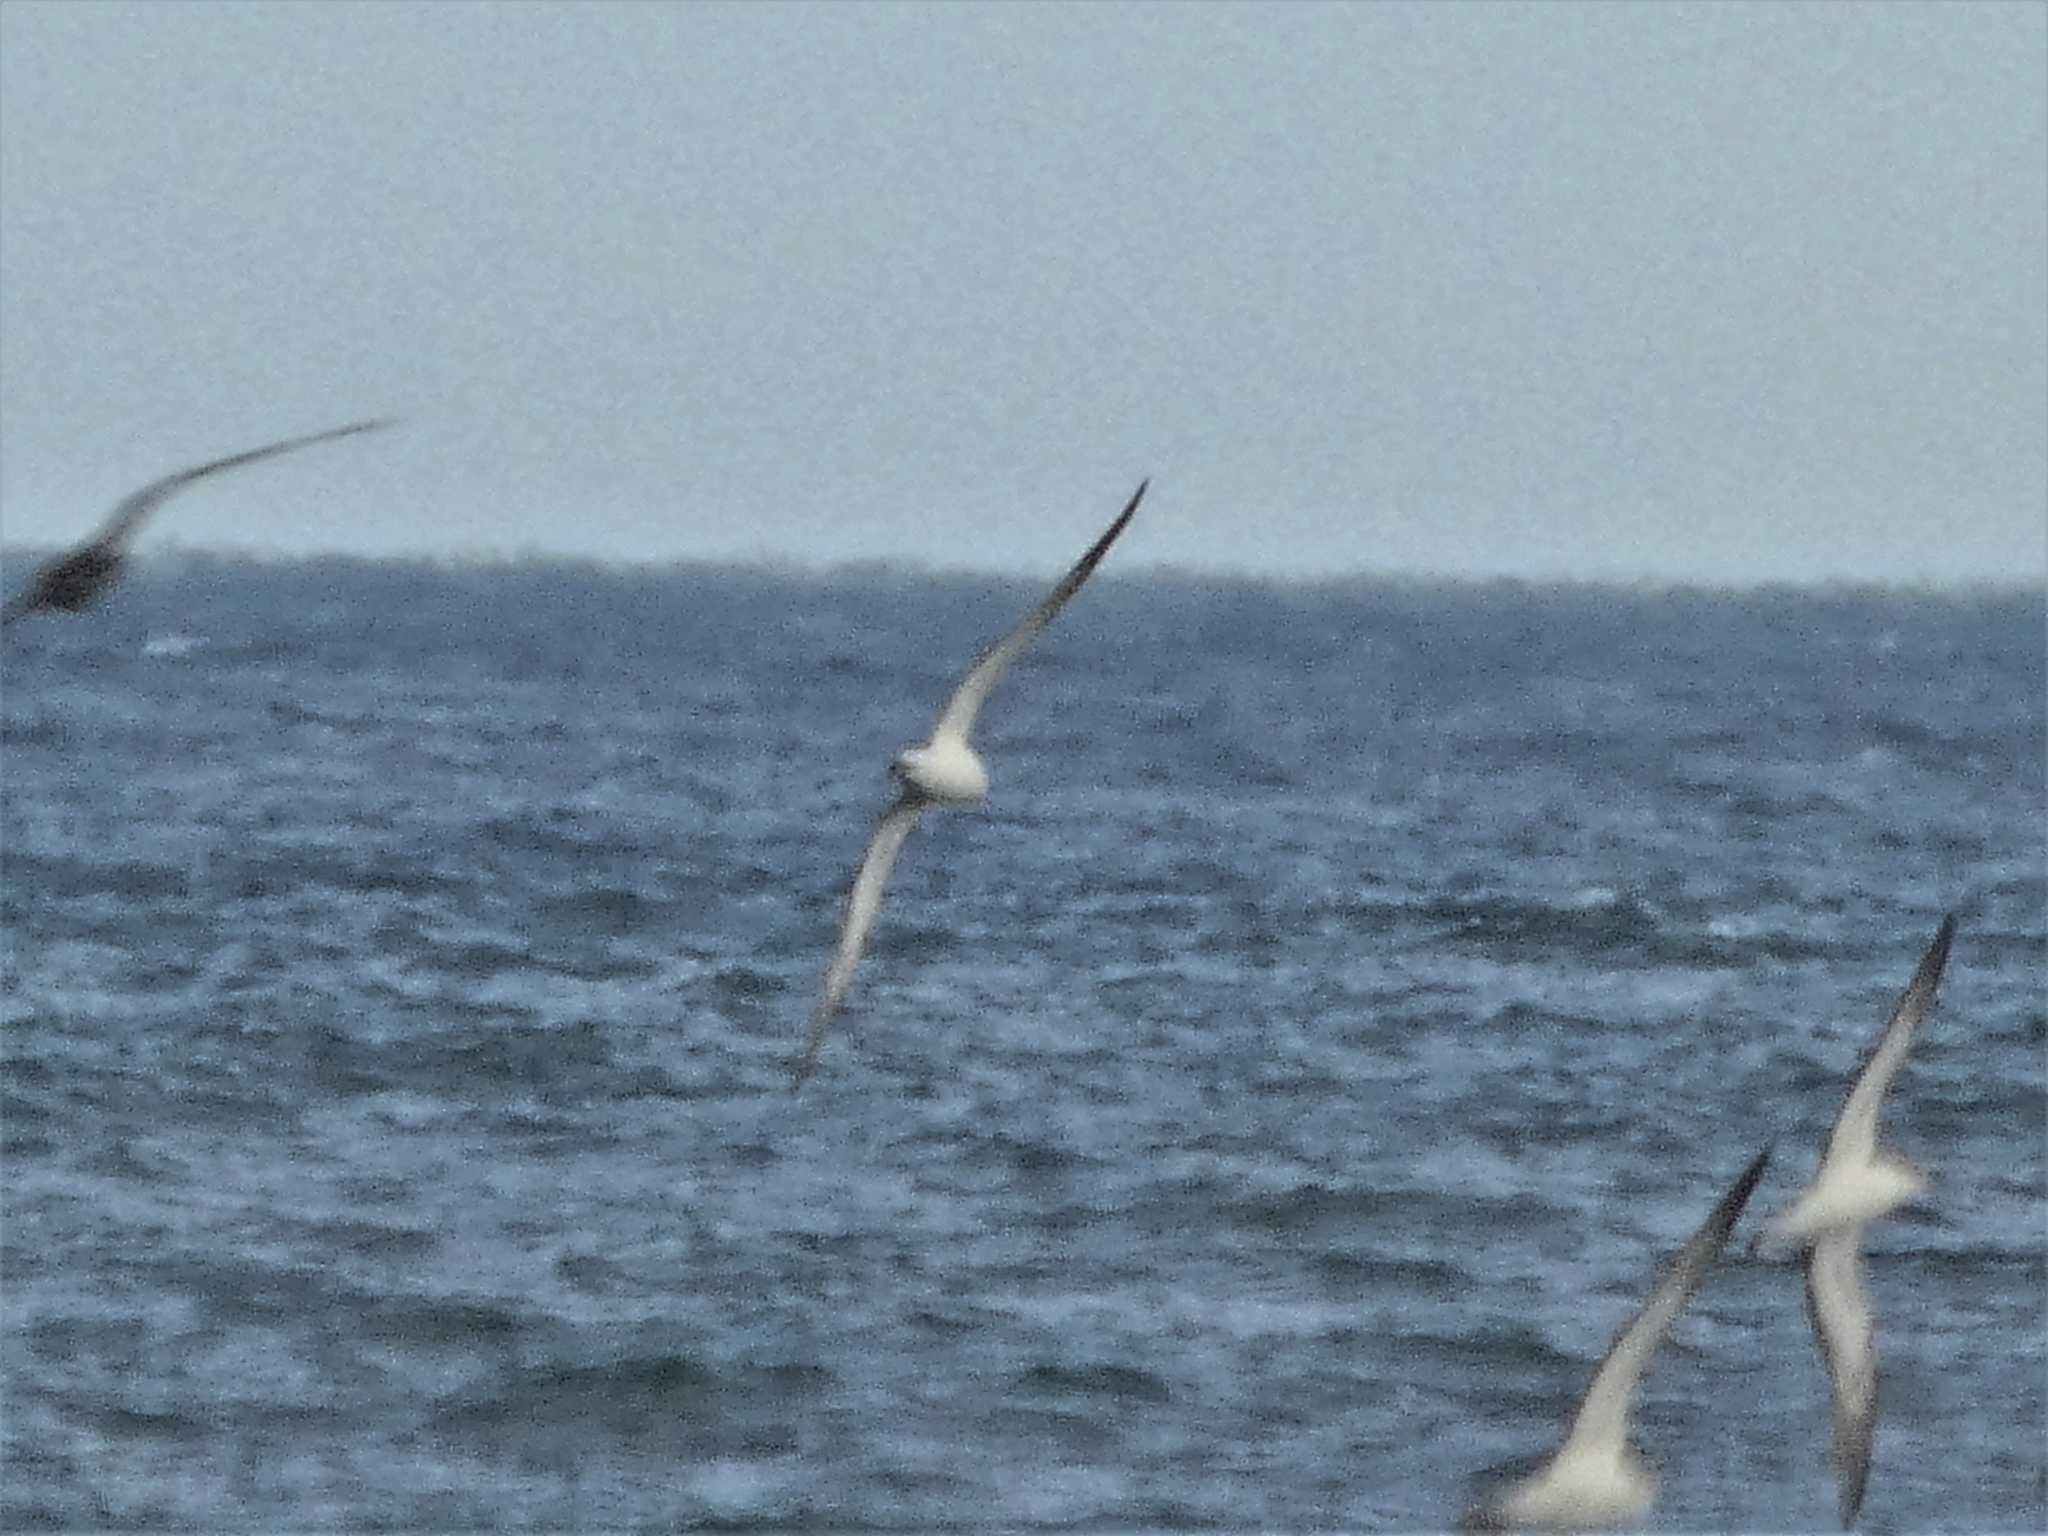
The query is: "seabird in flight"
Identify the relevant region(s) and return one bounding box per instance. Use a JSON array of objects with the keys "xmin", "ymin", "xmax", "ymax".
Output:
[
  {"xmin": 1463, "ymin": 1143, "xmax": 1773, "ymax": 1531},
  {"xmin": 794, "ymin": 478, "xmax": 1148, "ymax": 1088},
  {"xmin": 1759, "ymin": 914, "xmax": 1957, "ymax": 1528},
  {"xmin": 2, "ymin": 418, "xmax": 393, "ymax": 627}
]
